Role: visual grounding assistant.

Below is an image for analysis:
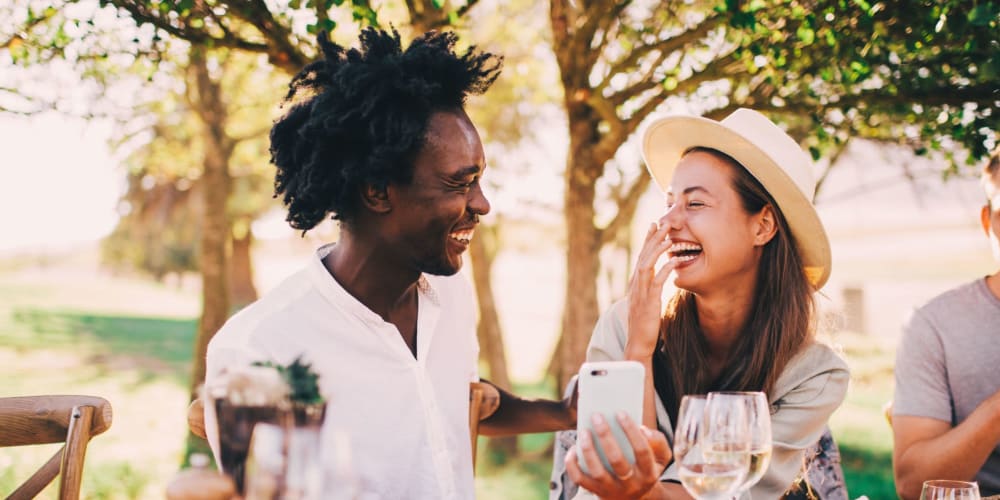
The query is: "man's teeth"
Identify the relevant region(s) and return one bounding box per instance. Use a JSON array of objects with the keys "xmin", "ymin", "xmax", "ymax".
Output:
[{"xmin": 450, "ymin": 229, "xmax": 474, "ymax": 243}]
